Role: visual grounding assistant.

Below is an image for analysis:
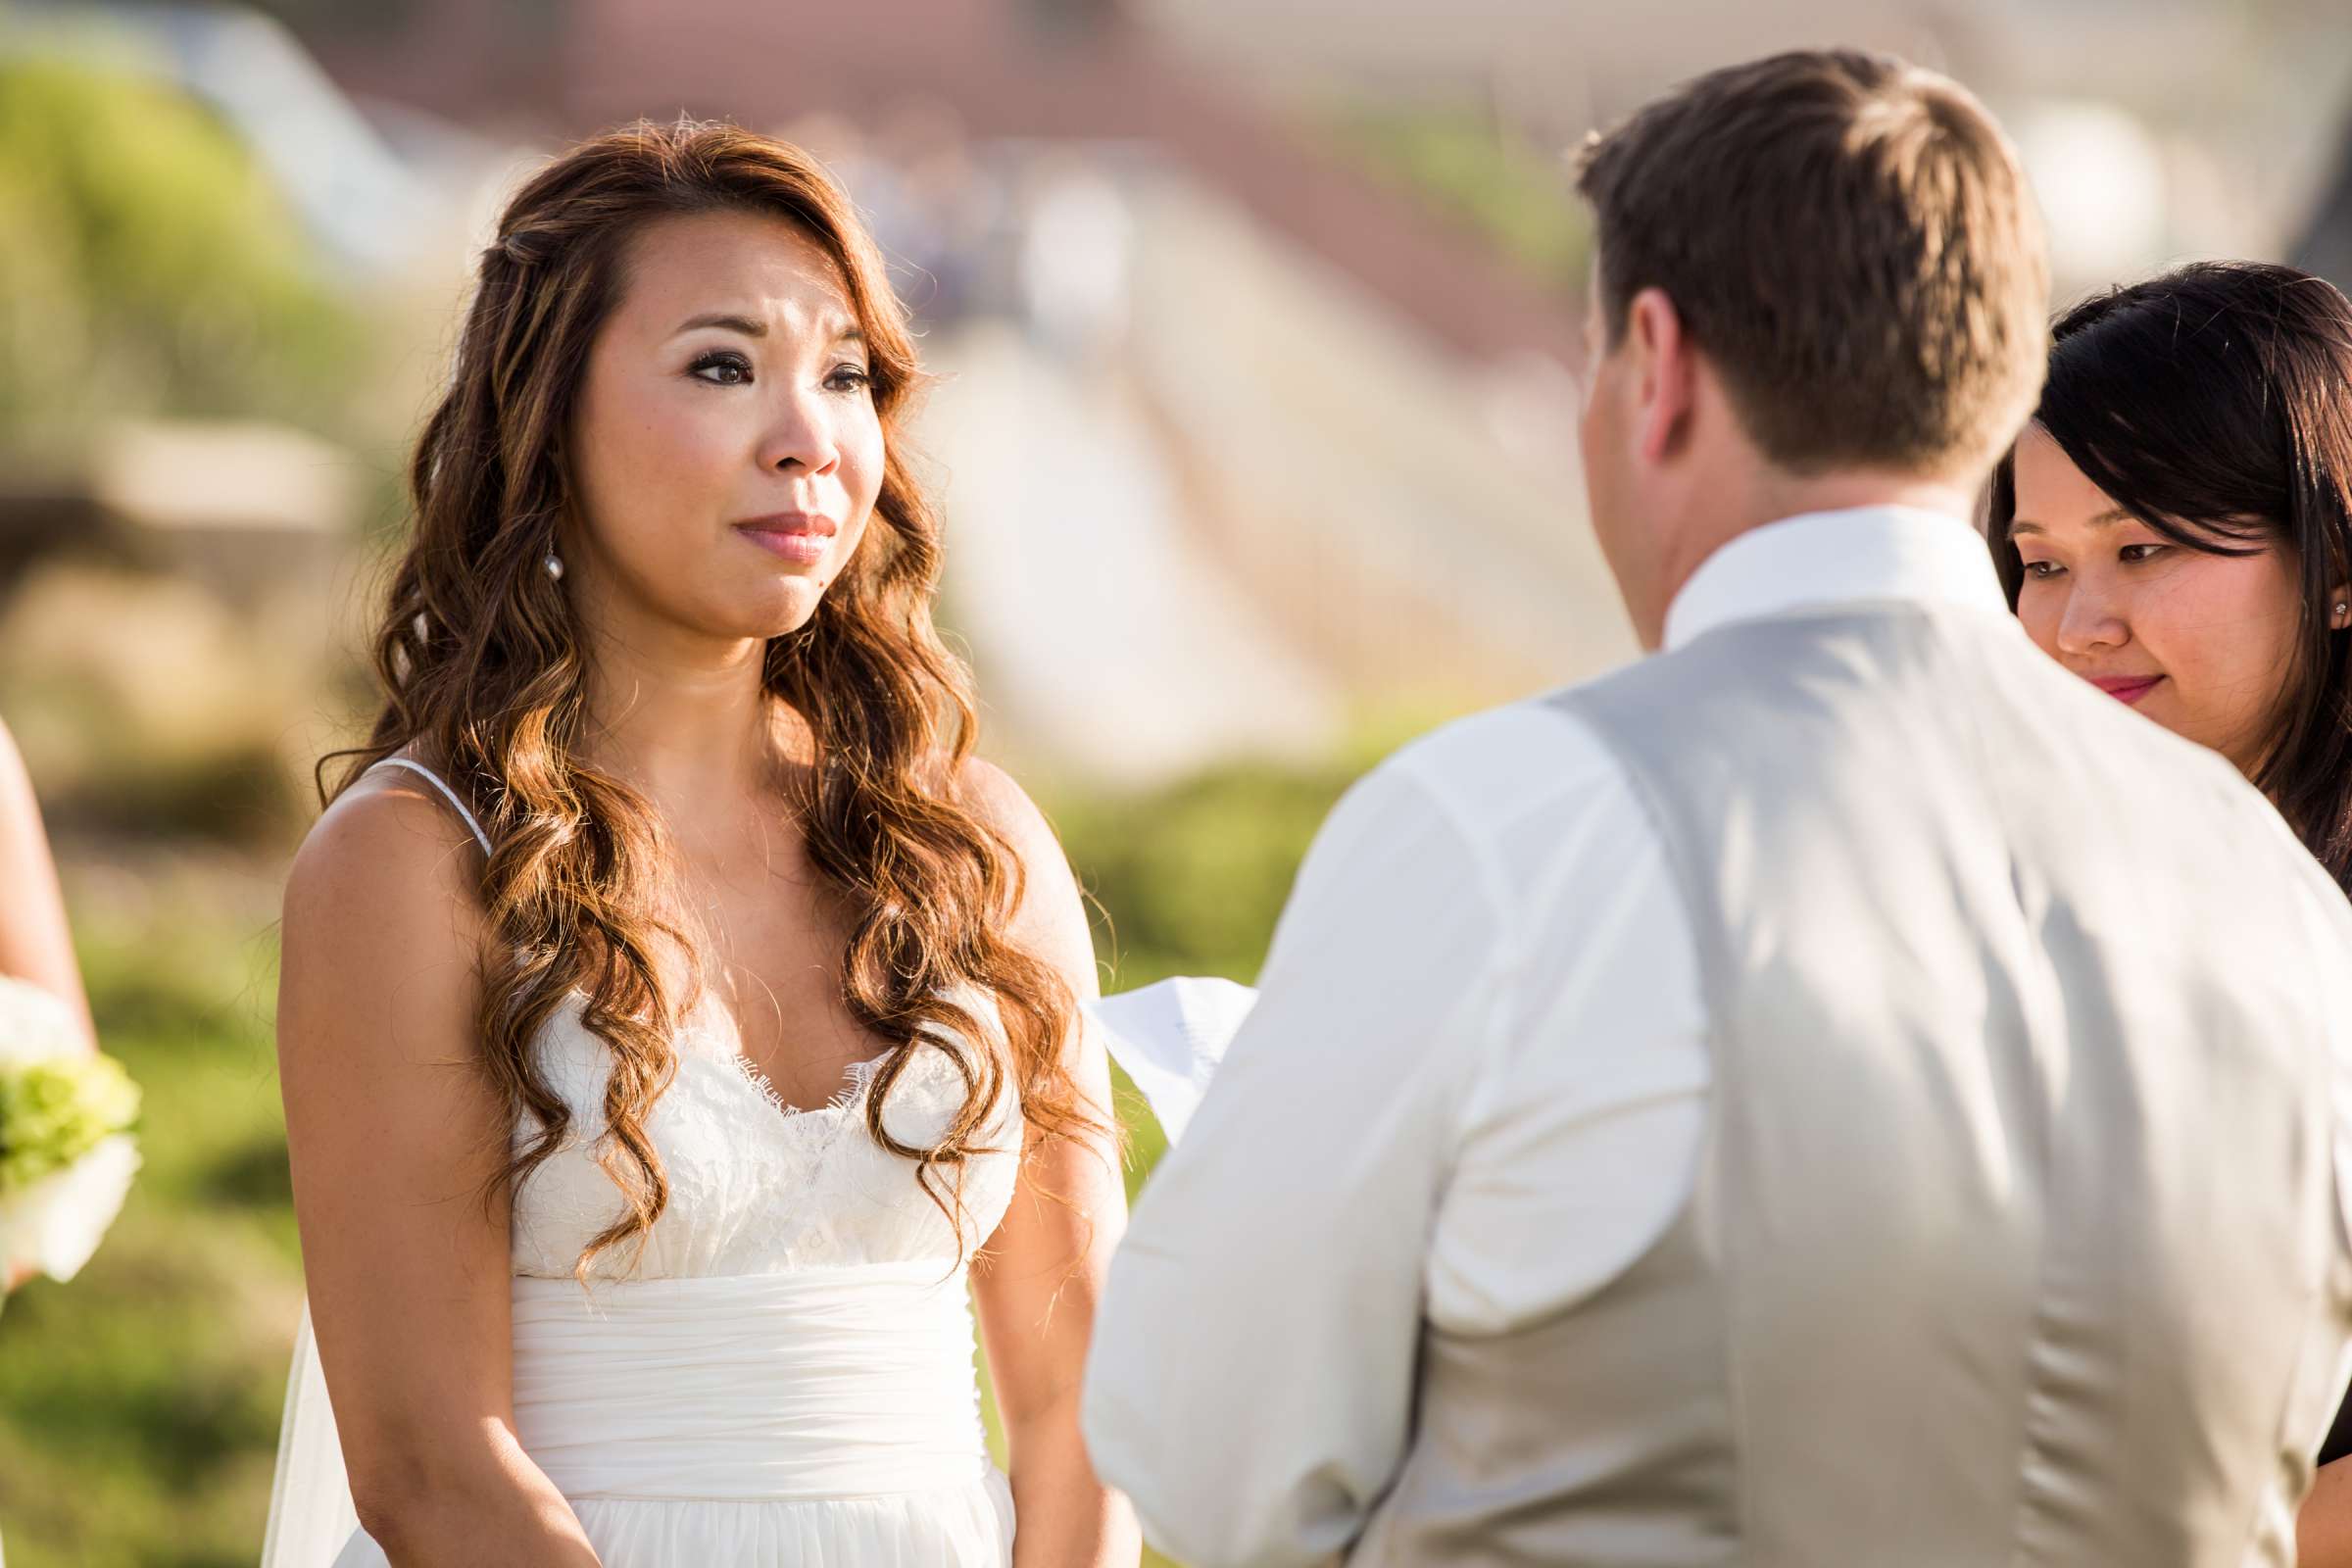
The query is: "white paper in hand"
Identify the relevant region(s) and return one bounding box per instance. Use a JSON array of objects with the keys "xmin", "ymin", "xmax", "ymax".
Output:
[{"xmin": 1085, "ymin": 977, "xmax": 1257, "ymax": 1145}]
